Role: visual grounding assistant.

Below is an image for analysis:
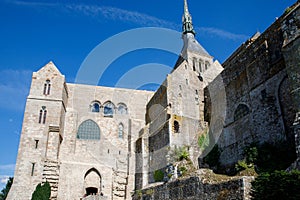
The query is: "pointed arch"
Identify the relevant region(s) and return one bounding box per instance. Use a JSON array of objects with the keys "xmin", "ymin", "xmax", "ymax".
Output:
[
  {"xmin": 77, "ymin": 120, "xmax": 100, "ymax": 140},
  {"xmin": 118, "ymin": 123, "xmax": 124, "ymax": 139},
  {"xmin": 84, "ymin": 168, "xmax": 102, "ymax": 196},
  {"xmin": 103, "ymin": 101, "xmax": 115, "ymax": 117},
  {"xmin": 90, "ymin": 101, "xmax": 101, "ymax": 113},
  {"xmin": 117, "ymin": 103, "xmax": 128, "ymax": 114}
]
